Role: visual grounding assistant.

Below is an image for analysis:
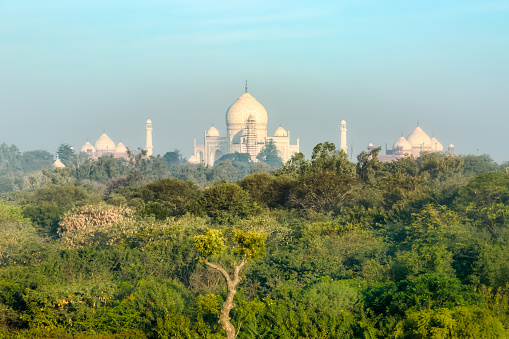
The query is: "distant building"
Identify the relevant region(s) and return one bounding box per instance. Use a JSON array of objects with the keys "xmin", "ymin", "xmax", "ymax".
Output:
[
  {"xmin": 365, "ymin": 125, "xmax": 455, "ymax": 162},
  {"xmin": 52, "ymin": 154, "xmax": 65, "ymax": 168},
  {"xmin": 79, "ymin": 119, "xmax": 154, "ymax": 160},
  {"xmin": 80, "ymin": 133, "xmax": 129, "ymax": 160},
  {"xmin": 188, "ymin": 86, "xmax": 299, "ymax": 166}
]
